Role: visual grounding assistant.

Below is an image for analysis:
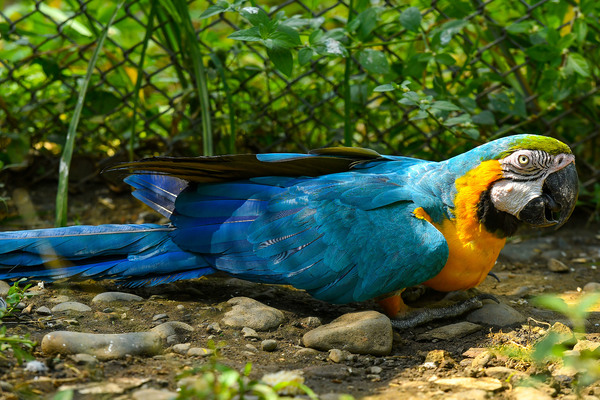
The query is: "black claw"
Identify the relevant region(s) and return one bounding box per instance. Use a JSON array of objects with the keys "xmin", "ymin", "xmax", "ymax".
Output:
[{"xmin": 487, "ymin": 272, "xmax": 501, "ymax": 282}]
